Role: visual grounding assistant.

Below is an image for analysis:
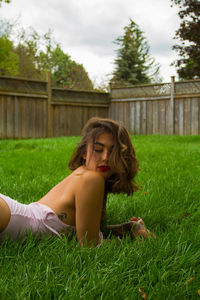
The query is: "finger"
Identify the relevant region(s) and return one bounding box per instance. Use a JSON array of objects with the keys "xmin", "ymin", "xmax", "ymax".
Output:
[
  {"xmin": 130, "ymin": 217, "xmax": 138, "ymax": 222},
  {"xmin": 137, "ymin": 219, "xmax": 144, "ymax": 225},
  {"xmin": 130, "ymin": 222, "xmax": 142, "ymax": 238},
  {"xmin": 137, "ymin": 229, "xmax": 149, "ymax": 238},
  {"xmin": 138, "ymin": 229, "xmax": 156, "ymax": 239}
]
